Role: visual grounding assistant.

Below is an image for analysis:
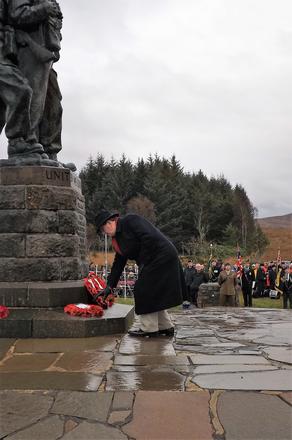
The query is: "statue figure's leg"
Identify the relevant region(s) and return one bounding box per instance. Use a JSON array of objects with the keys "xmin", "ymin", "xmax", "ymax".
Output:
[
  {"xmin": 0, "ymin": 64, "xmax": 45, "ymax": 157},
  {"xmin": 39, "ymin": 68, "xmax": 63, "ymax": 160},
  {"xmin": 17, "ymin": 47, "xmax": 53, "ymax": 143}
]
